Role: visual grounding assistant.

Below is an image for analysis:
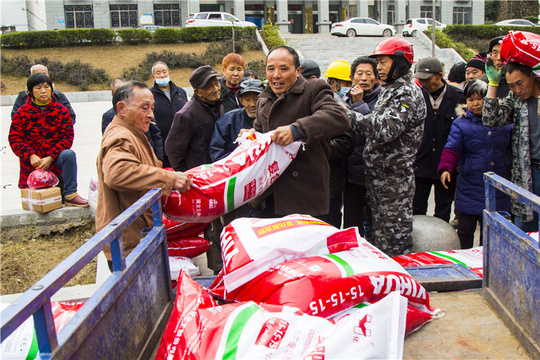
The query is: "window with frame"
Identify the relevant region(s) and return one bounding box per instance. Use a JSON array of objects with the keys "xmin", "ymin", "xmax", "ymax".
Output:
[
  {"xmin": 64, "ymin": 5, "xmax": 94, "ymax": 29},
  {"xmin": 154, "ymin": 3, "xmax": 180, "ymax": 26},
  {"xmin": 110, "ymin": 4, "xmax": 138, "ymax": 28},
  {"xmin": 387, "ymin": 5, "xmax": 395, "ymax": 25},
  {"xmin": 420, "ymin": 6, "xmax": 441, "ymax": 21},
  {"xmin": 453, "ymin": 6, "xmax": 471, "ymax": 25}
]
